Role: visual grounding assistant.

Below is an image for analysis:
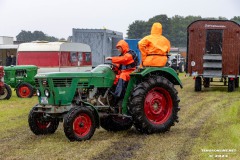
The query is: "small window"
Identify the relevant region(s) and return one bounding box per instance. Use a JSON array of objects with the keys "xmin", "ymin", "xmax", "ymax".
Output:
[
  {"xmin": 16, "ymin": 69, "xmax": 27, "ymax": 77},
  {"xmin": 85, "ymin": 53, "xmax": 91, "ymax": 62},
  {"xmin": 70, "ymin": 52, "xmax": 78, "ymax": 62},
  {"xmin": 206, "ymin": 30, "xmax": 223, "ymax": 54}
]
